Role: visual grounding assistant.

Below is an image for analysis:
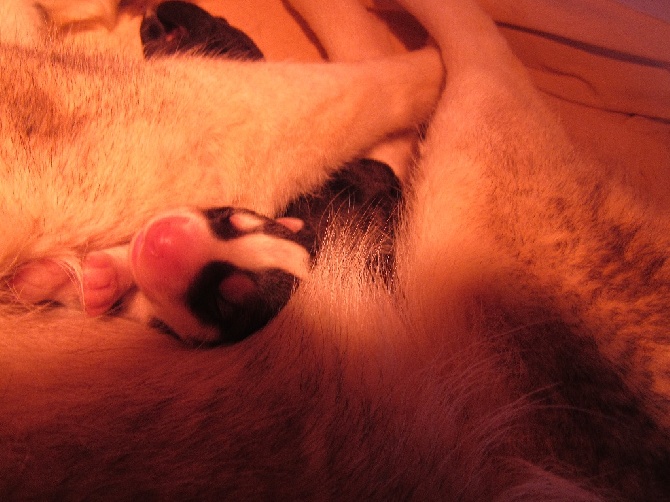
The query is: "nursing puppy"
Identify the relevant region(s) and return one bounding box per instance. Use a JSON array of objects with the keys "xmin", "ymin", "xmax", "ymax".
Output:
[
  {"xmin": 1, "ymin": 0, "xmax": 670, "ymax": 500},
  {"xmin": 72, "ymin": 155, "xmax": 400, "ymax": 345},
  {"xmin": 116, "ymin": 3, "xmax": 404, "ymax": 344},
  {"xmin": 10, "ymin": 0, "xmax": 406, "ymax": 344}
]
